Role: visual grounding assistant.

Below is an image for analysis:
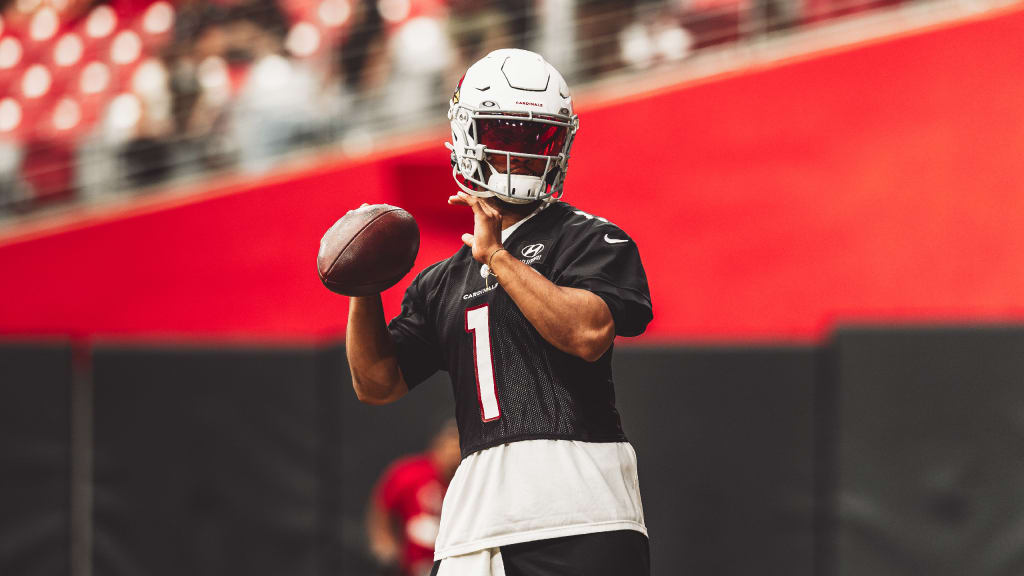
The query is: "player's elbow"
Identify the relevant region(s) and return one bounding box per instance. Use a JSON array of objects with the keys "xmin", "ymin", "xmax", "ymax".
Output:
[
  {"xmin": 576, "ymin": 341, "xmax": 611, "ymax": 363},
  {"xmin": 572, "ymin": 323, "xmax": 615, "ymax": 363},
  {"xmin": 353, "ymin": 382, "xmax": 404, "ymax": 405},
  {"xmin": 350, "ymin": 370, "xmax": 406, "ymax": 405},
  {"xmin": 354, "ymin": 387, "xmax": 394, "ymax": 405},
  {"xmin": 359, "ymin": 395, "xmax": 397, "ymax": 406}
]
